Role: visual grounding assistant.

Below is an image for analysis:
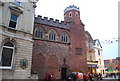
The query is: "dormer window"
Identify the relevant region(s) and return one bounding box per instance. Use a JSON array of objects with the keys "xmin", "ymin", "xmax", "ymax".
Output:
[{"xmin": 9, "ymin": 14, "xmax": 18, "ymax": 28}]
